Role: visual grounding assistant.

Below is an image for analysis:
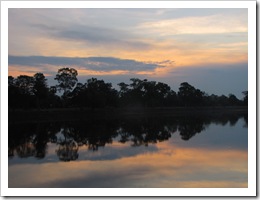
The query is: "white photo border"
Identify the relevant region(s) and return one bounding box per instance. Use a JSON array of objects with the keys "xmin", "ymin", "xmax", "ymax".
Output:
[{"xmin": 1, "ymin": 1, "xmax": 256, "ymax": 197}]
